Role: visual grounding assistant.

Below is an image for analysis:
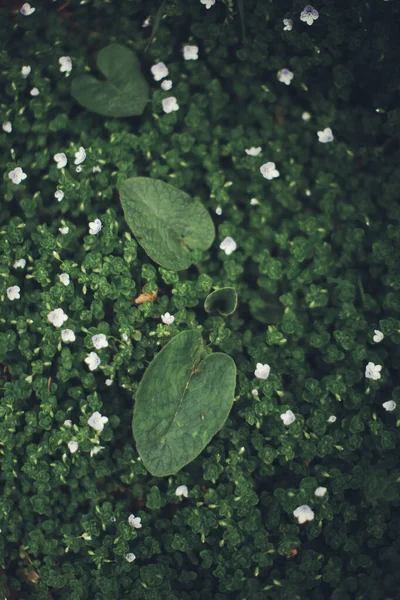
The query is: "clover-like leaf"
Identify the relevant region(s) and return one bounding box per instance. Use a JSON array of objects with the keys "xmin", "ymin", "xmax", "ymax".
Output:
[
  {"xmin": 133, "ymin": 330, "xmax": 236, "ymax": 477},
  {"xmin": 71, "ymin": 44, "xmax": 149, "ymax": 117},
  {"xmin": 204, "ymin": 287, "xmax": 238, "ymax": 316},
  {"xmin": 119, "ymin": 177, "xmax": 215, "ymax": 271}
]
